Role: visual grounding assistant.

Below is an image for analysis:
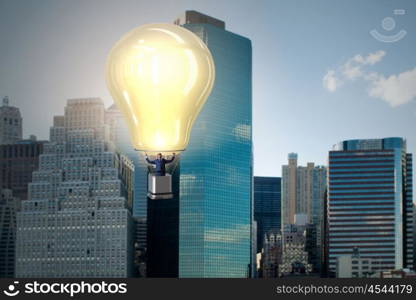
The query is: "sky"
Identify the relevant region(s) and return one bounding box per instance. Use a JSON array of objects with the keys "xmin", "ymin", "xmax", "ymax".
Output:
[{"xmin": 0, "ymin": 0, "xmax": 415, "ymax": 180}]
